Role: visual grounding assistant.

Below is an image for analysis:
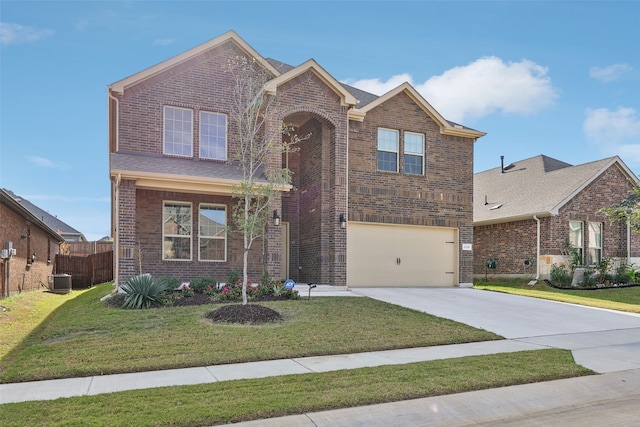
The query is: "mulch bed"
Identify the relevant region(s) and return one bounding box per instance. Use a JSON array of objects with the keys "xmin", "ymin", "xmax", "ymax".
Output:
[
  {"xmin": 205, "ymin": 304, "xmax": 283, "ymax": 324},
  {"xmin": 105, "ymin": 292, "xmax": 288, "ymax": 324}
]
